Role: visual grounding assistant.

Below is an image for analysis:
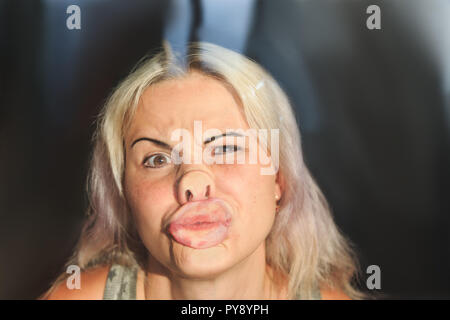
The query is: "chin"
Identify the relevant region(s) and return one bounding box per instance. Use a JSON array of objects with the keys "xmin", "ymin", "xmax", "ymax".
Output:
[{"xmin": 170, "ymin": 243, "xmax": 235, "ymax": 279}]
